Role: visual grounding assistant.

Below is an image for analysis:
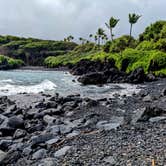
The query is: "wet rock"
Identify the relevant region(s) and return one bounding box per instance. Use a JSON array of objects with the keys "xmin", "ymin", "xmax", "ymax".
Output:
[
  {"xmin": 0, "ymin": 115, "xmax": 8, "ymax": 124},
  {"xmin": 84, "ymin": 113, "xmax": 100, "ymax": 127},
  {"xmin": 1, "ymin": 150, "xmax": 21, "ymax": 165},
  {"xmin": 0, "ymin": 126, "xmax": 15, "ymax": 136},
  {"xmin": 7, "ymin": 104, "xmax": 17, "ymax": 112},
  {"xmin": 54, "ymin": 146, "xmax": 72, "ymax": 158},
  {"xmin": 47, "ymin": 125, "xmax": 60, "ymax": 135},
  {"xmin": 78, "ymin": 72, "xmax": 106, "ymax": 85},
  {"xmin": 46, "ymin": 137, "xmax": 60, "ymax": 145},
  {"xmin": 10, "ymin": 142, "xmax": 25, "ymax": 151},
  {"xmin": 59, "ymin": 124, "xmax": 73, "ymax": 134},
  {"xmin": 0, "ymin": 117, "xmax": 16, "ymax": 136},
  {"xmin": 32, "ymin": 149, "xmax": 47, "ymax": 160},
  {"xmin": 34, "ymin": 112, "xmax": 45, "ymax": 119},
  {"xmin": 35, "ymin": 102, "xmax": 46, "ymax": 109},
  {"xmin": 131, "ymin": 106, "xmax": 165, "ymax": 123},
  {"xmin": 43, "ymin": 115, "xmax": 56, "ymax": 125},
  {"xmin": 0, "ymin": 139, "xmax": 13, "ymax": 150},
  {"xmin": 131, "ymin": 108, "xmax": 147, "ymax": 124},
  {"xmin": 31, "ymin": 133, "xmax": 56, "ymax": 146},
  {"xmin": 96, "ymin": 117, "xmax": 124, "ymax": 131},
  {"xmin": 25, "ymin": 121, "xmax": 44, "ymax": 133},
  {"xmin": 66, "ymin": 130, "xmax": 80, "ymax": 138},
  {"xmin": 142, "ymin": 95, "xmax": 154, "ymax": 102},
  {"xmin": 128, "ymin": 67, "xmax": 145, "ymax": 84},
  {"xmin": 139, "ymin": 90, "xmax": 148, "ymax": 97},
  {"xmin": 86, "ymin": 99, "xmax": 99, "ymax": 107},
  {"xmin": 103, "ymin": 156, "xmax": 116, "ymax": 165},
  {"xmin": 162, "ymin": 88, "xmax": 166, "ymax": 96},
  {"xmin": 7, "ymin": 116, "xmax": 24, "ymax": 129},
  {"xmin": 43, "ymin": 108, "xmax": 63, "ymax": 116},
  {"xmin": 22, "ymin": 147, "xmax": 32, "ymax": 156},
  {"xmin": 146, "ymin": 73, "xmax": 157, "ymax": 82},
  {"xmin": 149, "ymin": 116, "xmax": 166, "ymax": 123},
  {"xmin": 13, "ymin": 129, "xmax": 27, "ymax": 139},
  {"xmin": 25, "ymin": 109, "xmax": 39, "ymax": 119},
  {"xmin": 0, "ymin": 150, "xmax": 7, "ymax": 164},
  {"xmin": 38, "ymin": 158, "xmax": 57, "ymax": 166},
  {"xmin": 15, "ymin": 158, "xmax": 31, "ymax": 166},
  {"xmin": 45, "ymin": 101, "xmax": 57, "ymax": 109}
]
